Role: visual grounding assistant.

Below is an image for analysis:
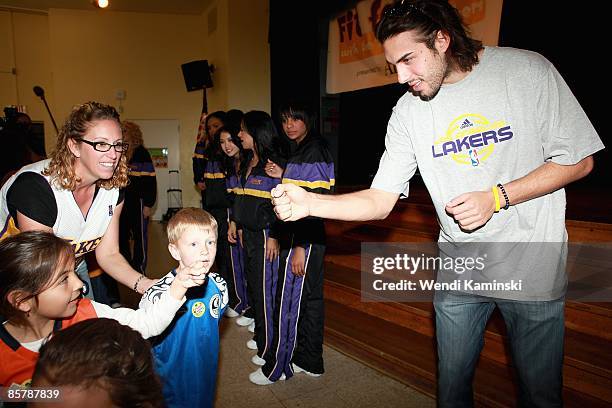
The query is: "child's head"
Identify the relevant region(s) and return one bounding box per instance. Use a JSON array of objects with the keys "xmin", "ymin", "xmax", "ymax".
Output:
[
  {"xmin": 167, "ymin": 208, "xmax": 218, "ymax": 271},
  {"xmin": 0, "ymin": 231, "xmax": 82, "ymax": 327},
  {"xmin": 30, "ymin": 318, "xmax": 164, "ymax": 408}
]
